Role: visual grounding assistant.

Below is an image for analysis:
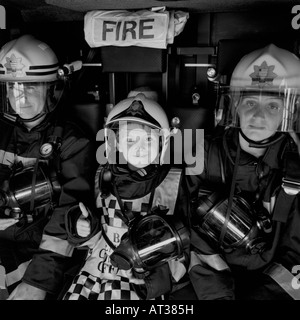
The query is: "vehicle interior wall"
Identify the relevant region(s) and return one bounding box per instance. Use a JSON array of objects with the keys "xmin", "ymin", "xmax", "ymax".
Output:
[{"xmin": 1, "ymin": 5, "xmax": 299, "ymax": 135}]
